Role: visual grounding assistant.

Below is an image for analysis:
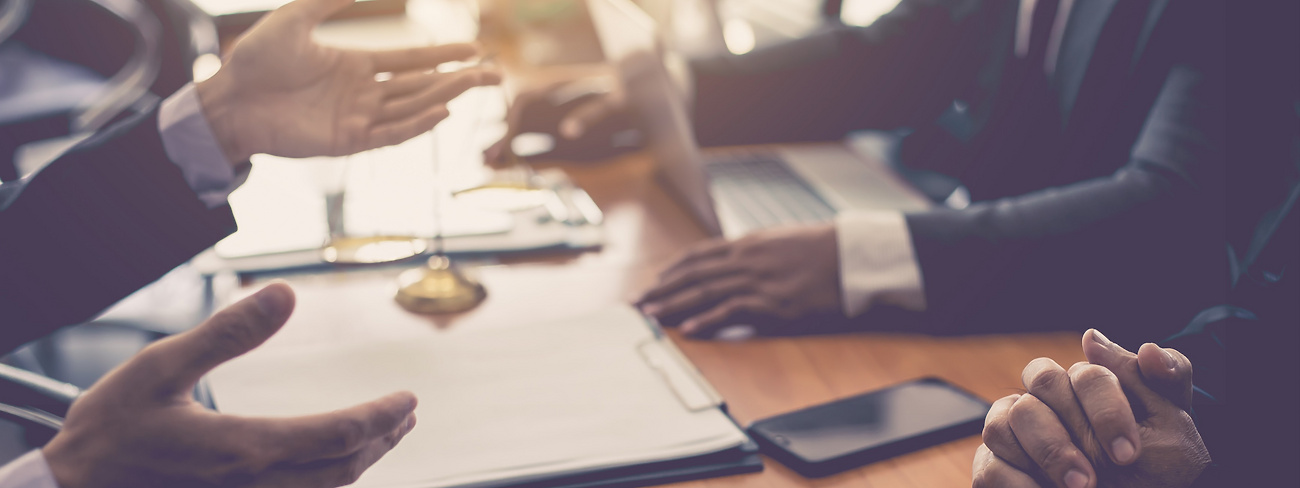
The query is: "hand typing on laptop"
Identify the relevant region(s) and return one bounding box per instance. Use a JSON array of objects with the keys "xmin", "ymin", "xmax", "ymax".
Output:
[
  {"xmin": 42, "ymin": 283, "xmax": 420, "ymax": 488},
  {"xmin": 637, "ymin": 224, "xmax": 841, "ymax": 338}
]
